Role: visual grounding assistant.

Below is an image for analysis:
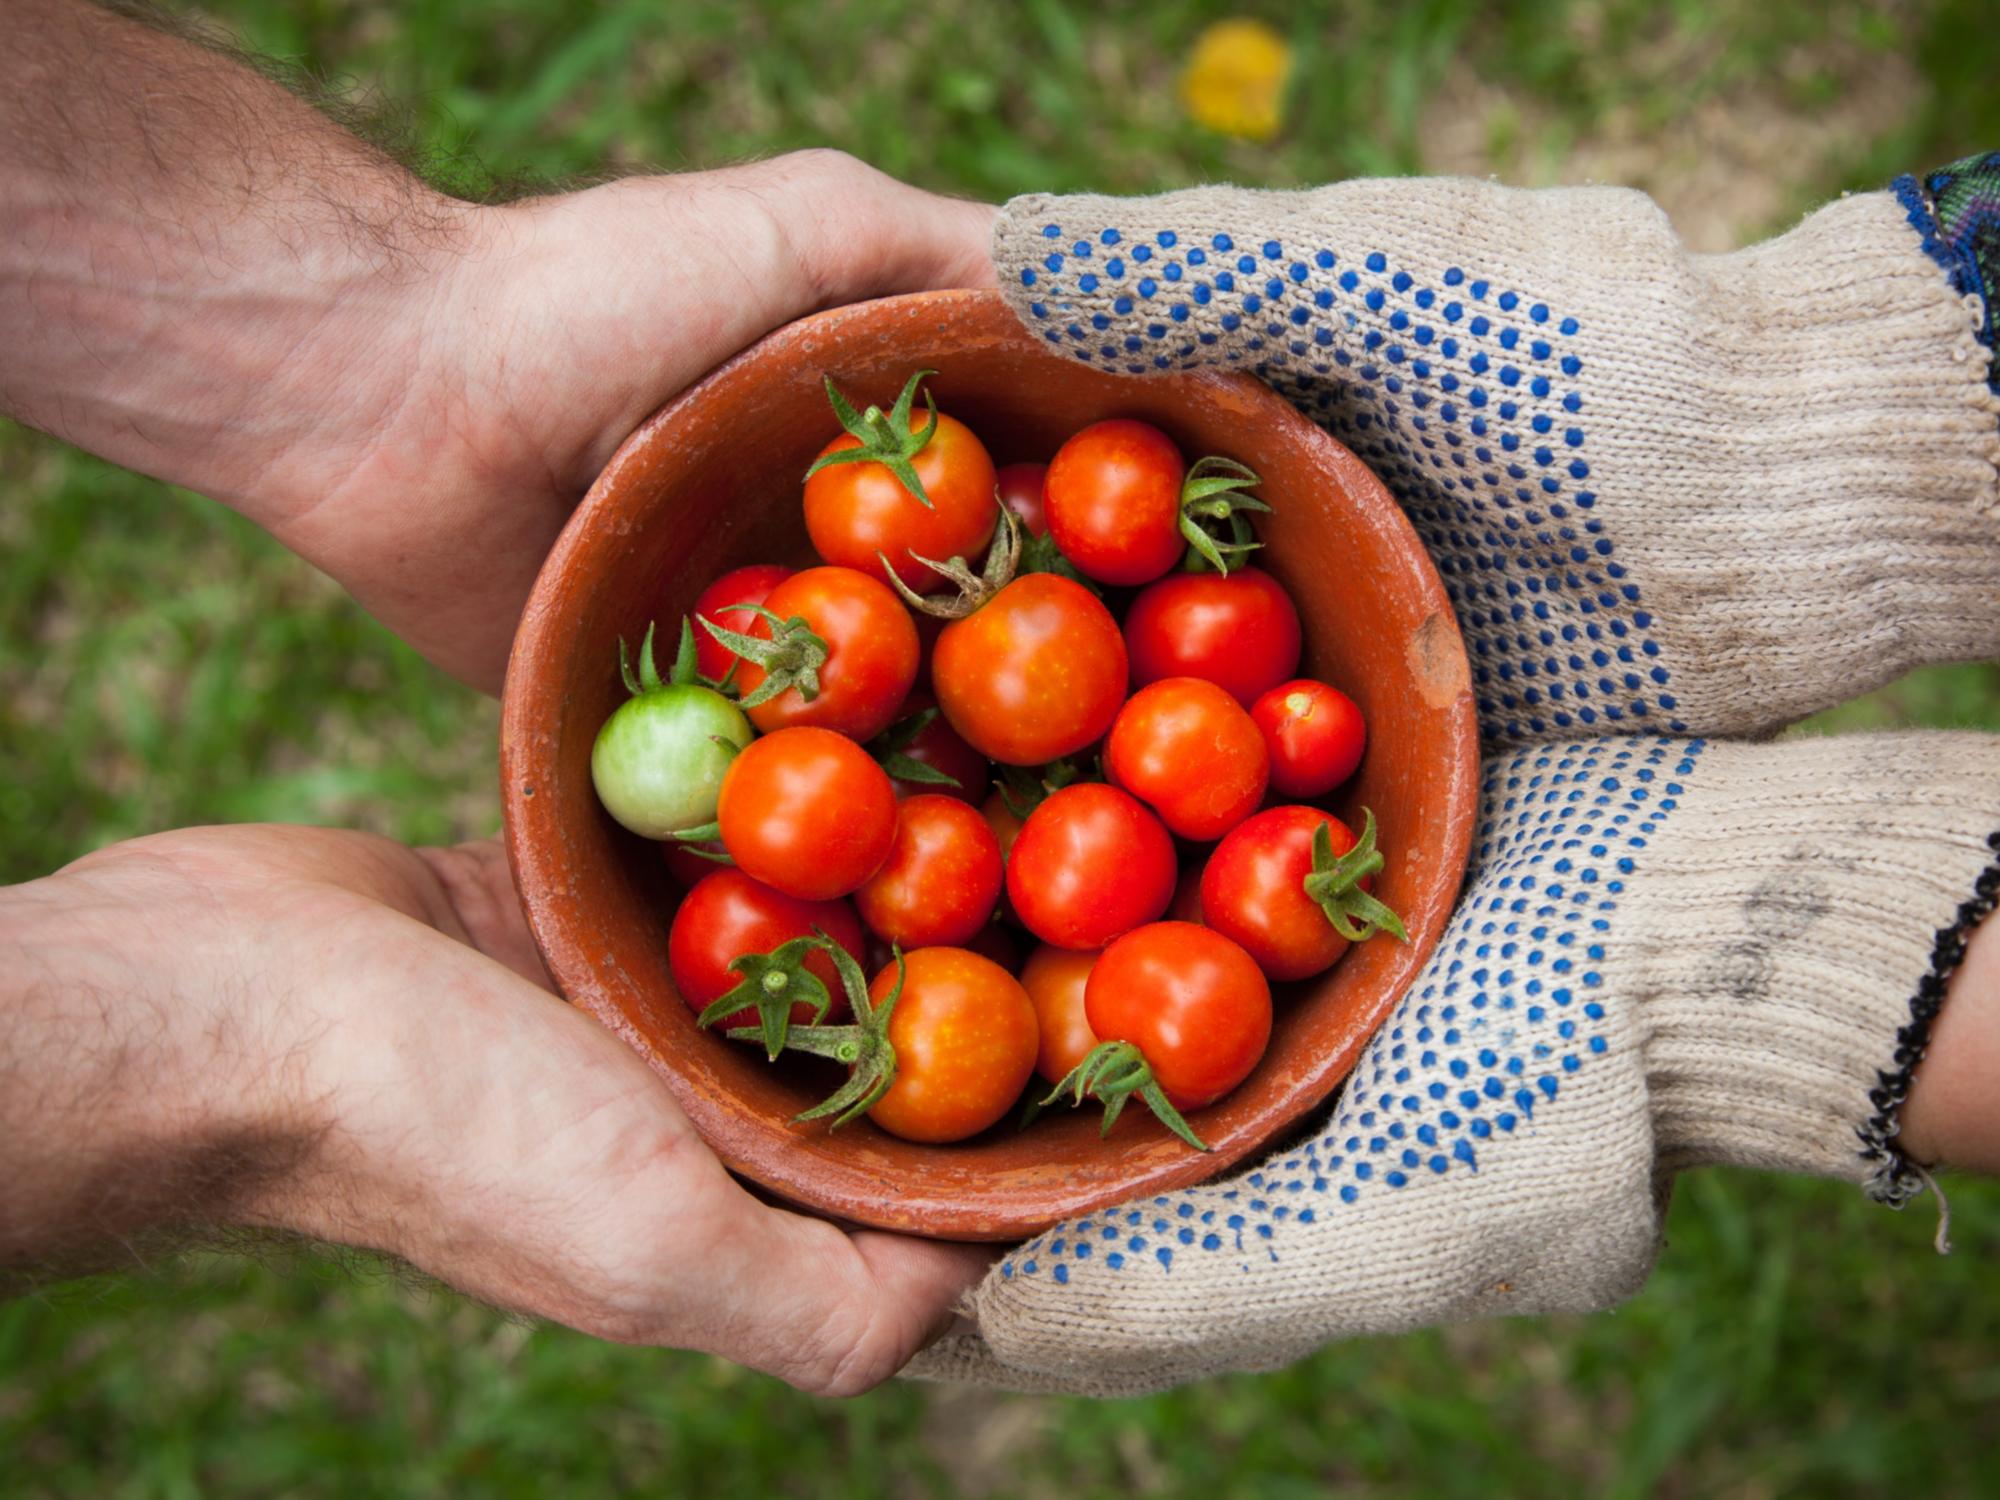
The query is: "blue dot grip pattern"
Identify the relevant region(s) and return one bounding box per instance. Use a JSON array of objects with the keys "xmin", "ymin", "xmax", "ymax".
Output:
[
  {"xmin": 1018, "ymin": 221, "xmax": 1686, "ymax": 742},
  {"xmin": 997, "ymin": 735, "xmax": 1706, "ymax": 1285}
]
